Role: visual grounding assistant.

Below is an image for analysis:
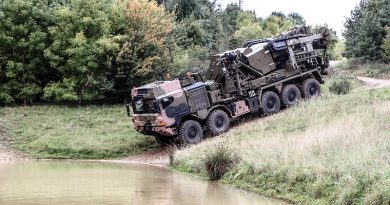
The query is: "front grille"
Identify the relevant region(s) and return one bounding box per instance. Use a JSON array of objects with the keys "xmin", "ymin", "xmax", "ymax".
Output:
[{"xmin": 187, "ymin": 86, "xmax": 210, "ymax": 112}]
